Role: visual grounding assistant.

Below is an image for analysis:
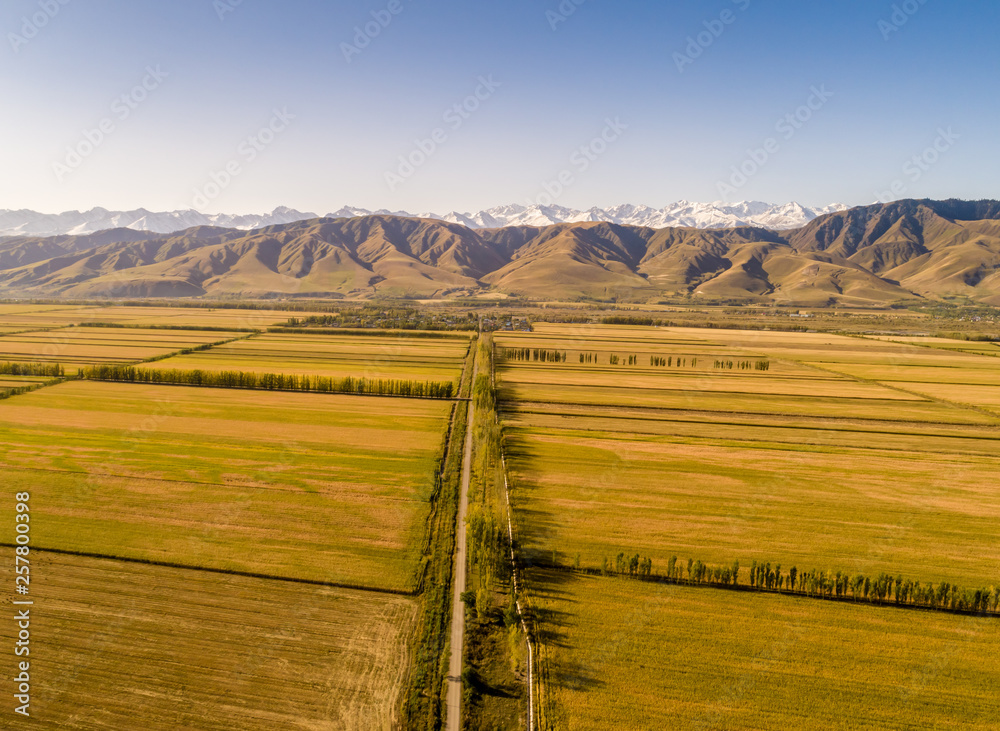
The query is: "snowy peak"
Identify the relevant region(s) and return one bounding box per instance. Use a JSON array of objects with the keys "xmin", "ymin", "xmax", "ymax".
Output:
[
  {"xmin": 0, "ymin": 207, "xmax": 319, "ymax": 238},
  {"xmin": 0, "ymin": 201, "xmax": 848, "ymax": 237}
]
